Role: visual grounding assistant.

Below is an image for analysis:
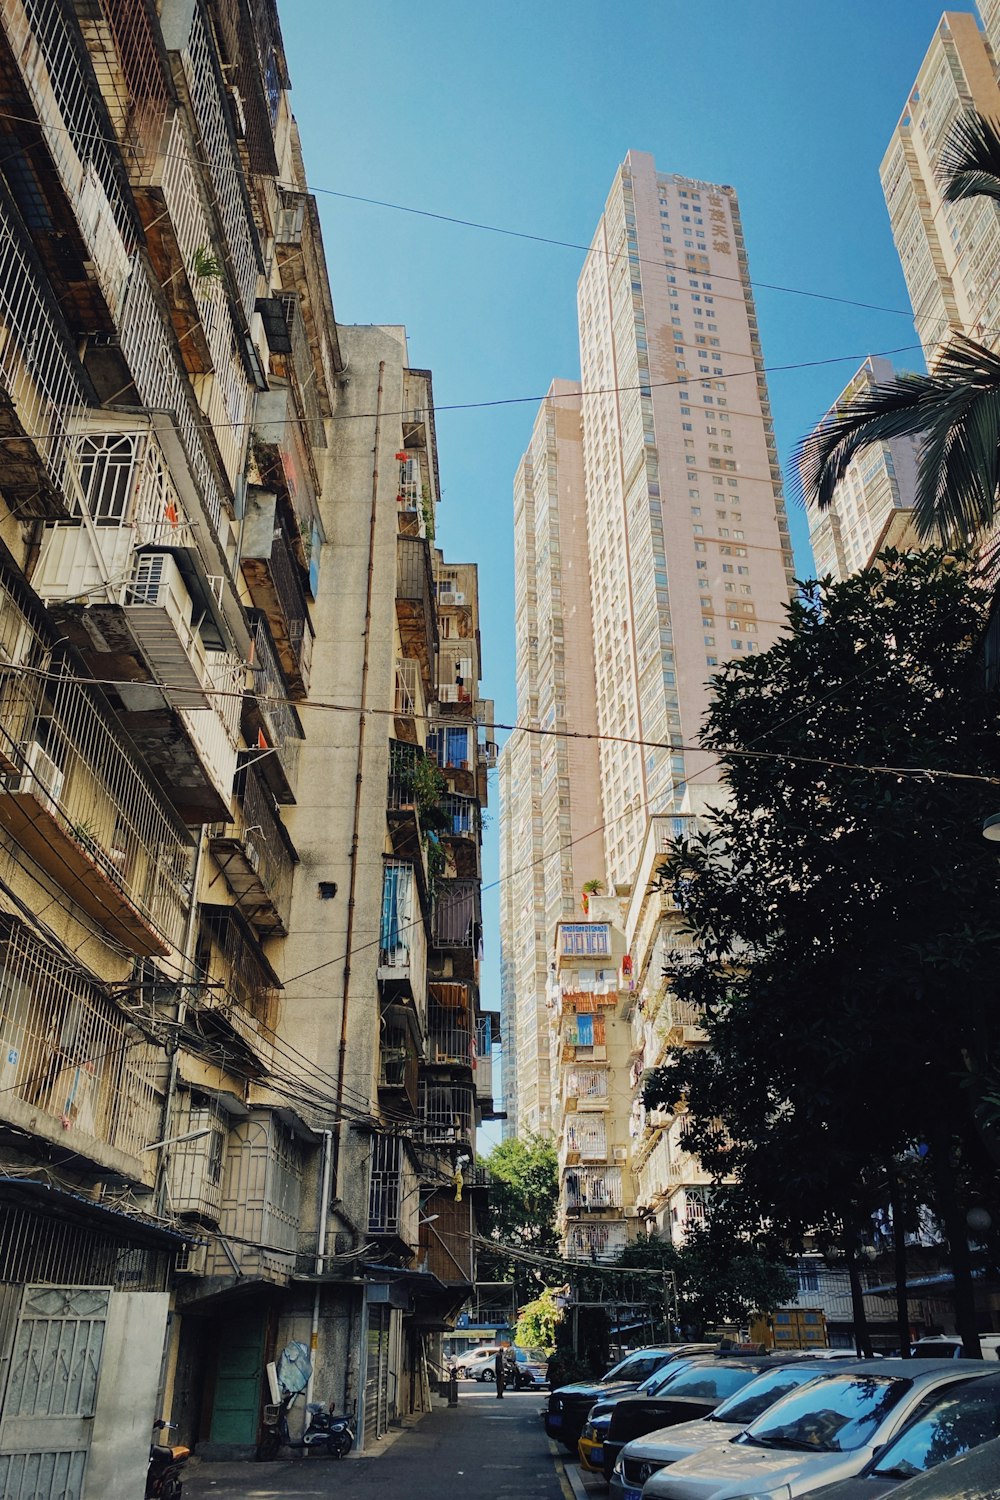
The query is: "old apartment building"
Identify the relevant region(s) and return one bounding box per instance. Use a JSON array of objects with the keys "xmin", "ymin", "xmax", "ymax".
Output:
[{"xmin": 0, "ymin": 2, "xmax": 495, "ymax": 1494}]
